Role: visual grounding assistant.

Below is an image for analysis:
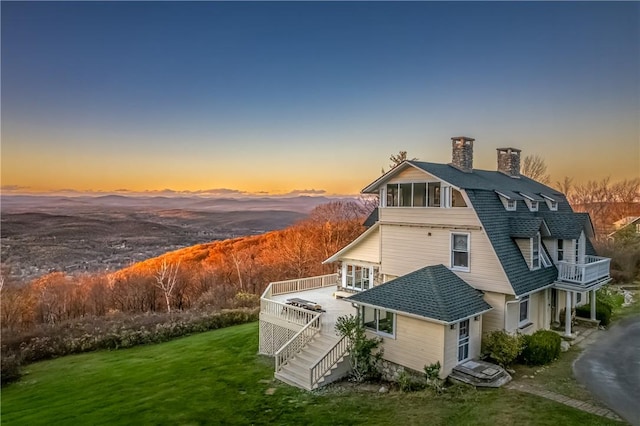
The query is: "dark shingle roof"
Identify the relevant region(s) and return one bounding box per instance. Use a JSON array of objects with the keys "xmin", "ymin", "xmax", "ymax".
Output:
[
  {"xmin": 347, "ymin": 265, "xmax": 492, "ymax": 323},
  {"xmin": 510, "ymin": 218, "xmax": 544, "ymax": 238},
  {"xmin": 537, "ymin": 212, "xmax": 587, "ymax": 239},
  {"xmin": 363, "ymin": 208, "xmax": 379, "ymax": 227}
]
